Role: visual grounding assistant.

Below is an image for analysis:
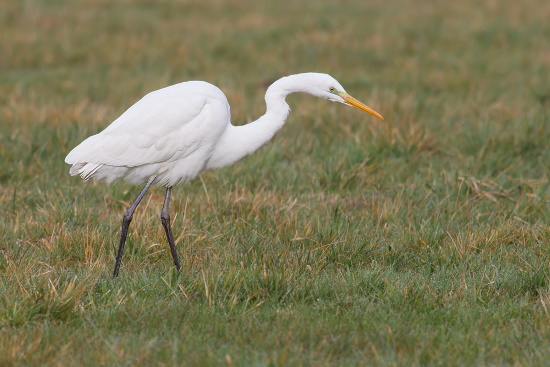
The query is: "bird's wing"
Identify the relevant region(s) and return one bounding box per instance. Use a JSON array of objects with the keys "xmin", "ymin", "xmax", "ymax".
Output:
[{"xmin": 66, "ymin": 84, "xmax": 228, "ymax": 168}]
